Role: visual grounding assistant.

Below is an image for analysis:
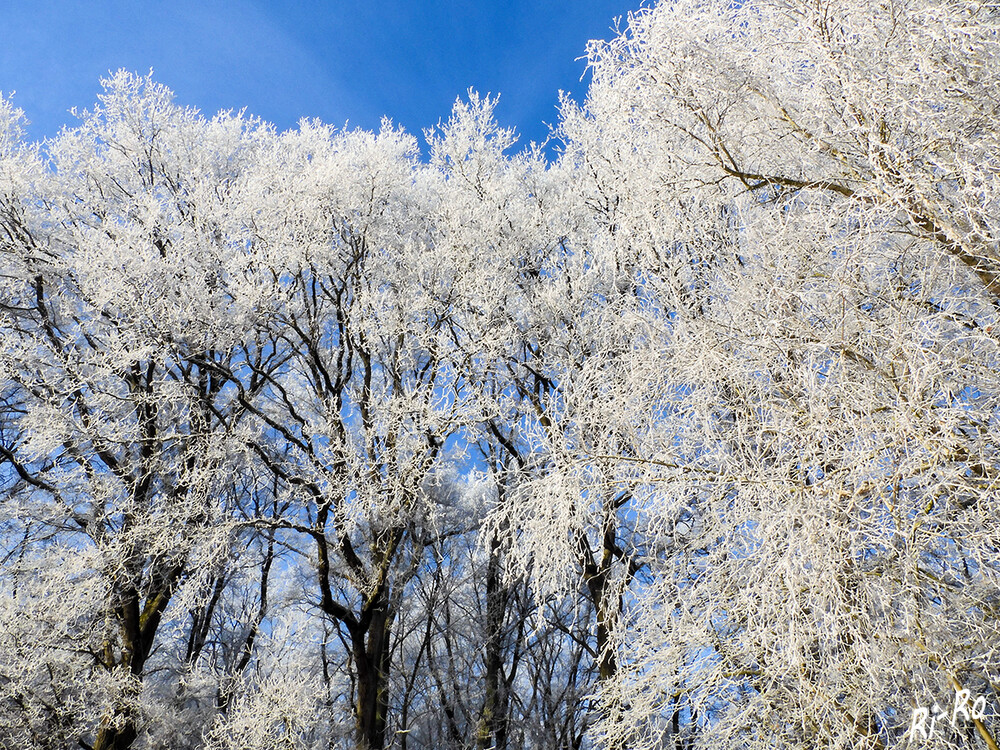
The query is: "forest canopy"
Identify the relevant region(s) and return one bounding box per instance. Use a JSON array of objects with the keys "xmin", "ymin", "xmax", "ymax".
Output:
[{"xmin": 1, "ymin": 1, "xmax": 999, "ymax": 749}]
